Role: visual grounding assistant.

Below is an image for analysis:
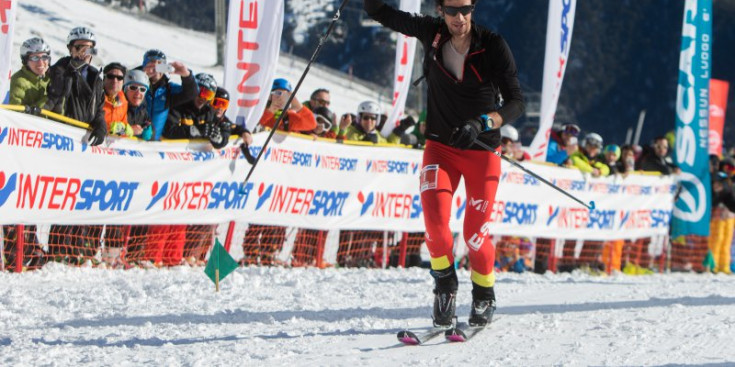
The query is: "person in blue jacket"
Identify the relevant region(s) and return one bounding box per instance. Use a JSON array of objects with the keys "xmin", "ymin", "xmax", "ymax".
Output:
[
  {"xmin": 140, "ymin": 49, "xmax": 197, "ymax": 141},
  {"xmin": 546, "ymin": 123, "xmax": 580, "ymax": 166}
]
